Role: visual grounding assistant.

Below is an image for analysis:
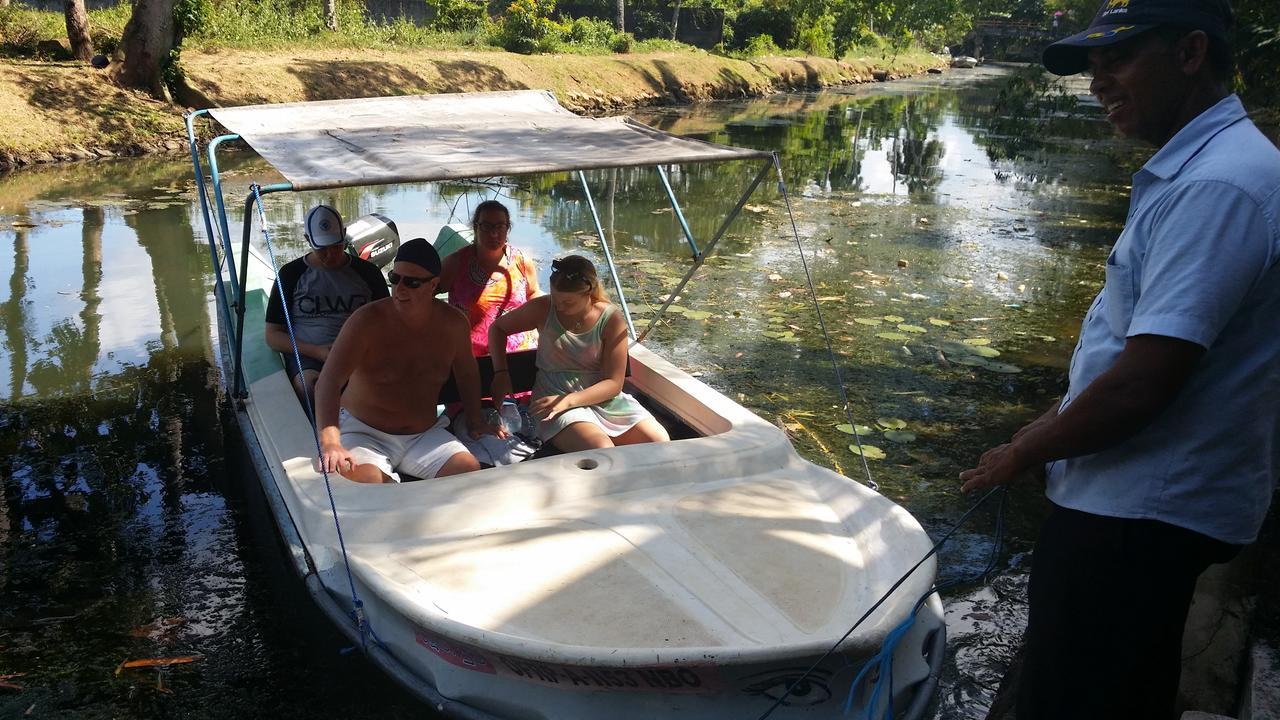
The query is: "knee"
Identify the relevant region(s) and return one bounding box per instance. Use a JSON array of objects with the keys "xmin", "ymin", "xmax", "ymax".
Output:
[{"xmin": 437, "ymin": 451, "xmax": 481, "ymax": 477}]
